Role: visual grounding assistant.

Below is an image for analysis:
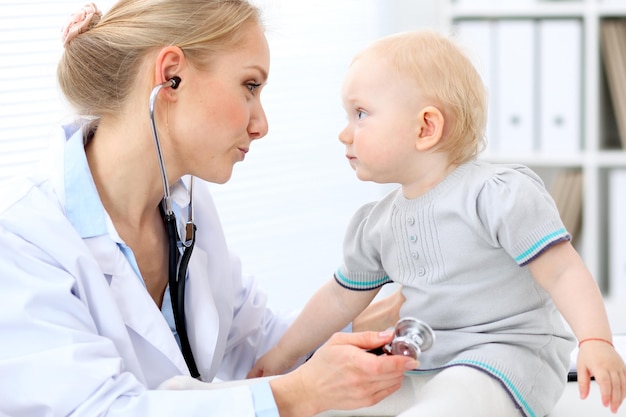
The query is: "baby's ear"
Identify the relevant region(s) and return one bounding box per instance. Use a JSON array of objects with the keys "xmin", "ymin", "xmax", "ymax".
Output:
[{"xmin": 415, "ymin": 106, "xmax": 444, "ymax": 151}]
